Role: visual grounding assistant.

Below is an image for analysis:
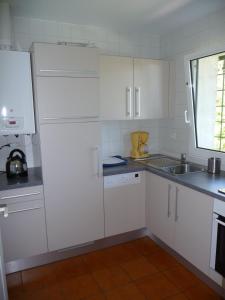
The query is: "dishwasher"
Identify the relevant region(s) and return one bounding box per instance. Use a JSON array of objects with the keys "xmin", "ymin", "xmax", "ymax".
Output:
[{"xmin": 104, "ymin": 172, "xmax": 146, "ymax": 237}]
